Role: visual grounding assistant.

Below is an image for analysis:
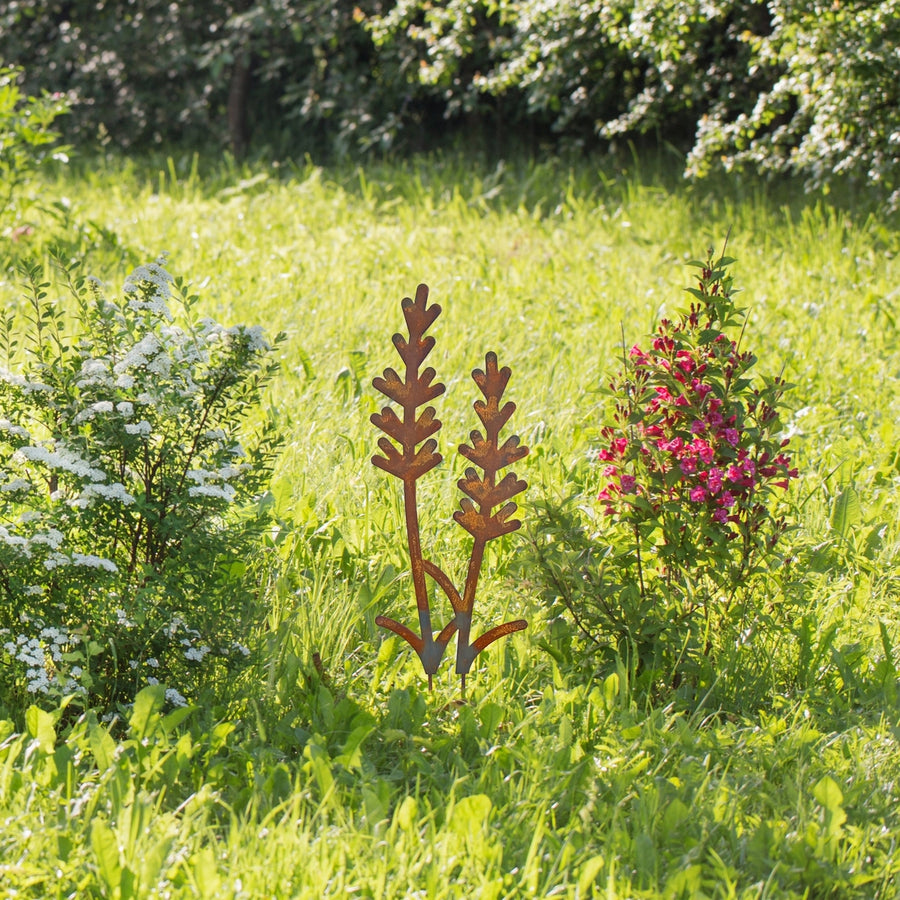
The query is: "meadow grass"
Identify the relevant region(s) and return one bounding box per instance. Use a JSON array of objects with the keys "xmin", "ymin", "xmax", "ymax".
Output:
[{"xmin": 2, "ymin": 149, "xmax": 900, "ymax": 898}]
